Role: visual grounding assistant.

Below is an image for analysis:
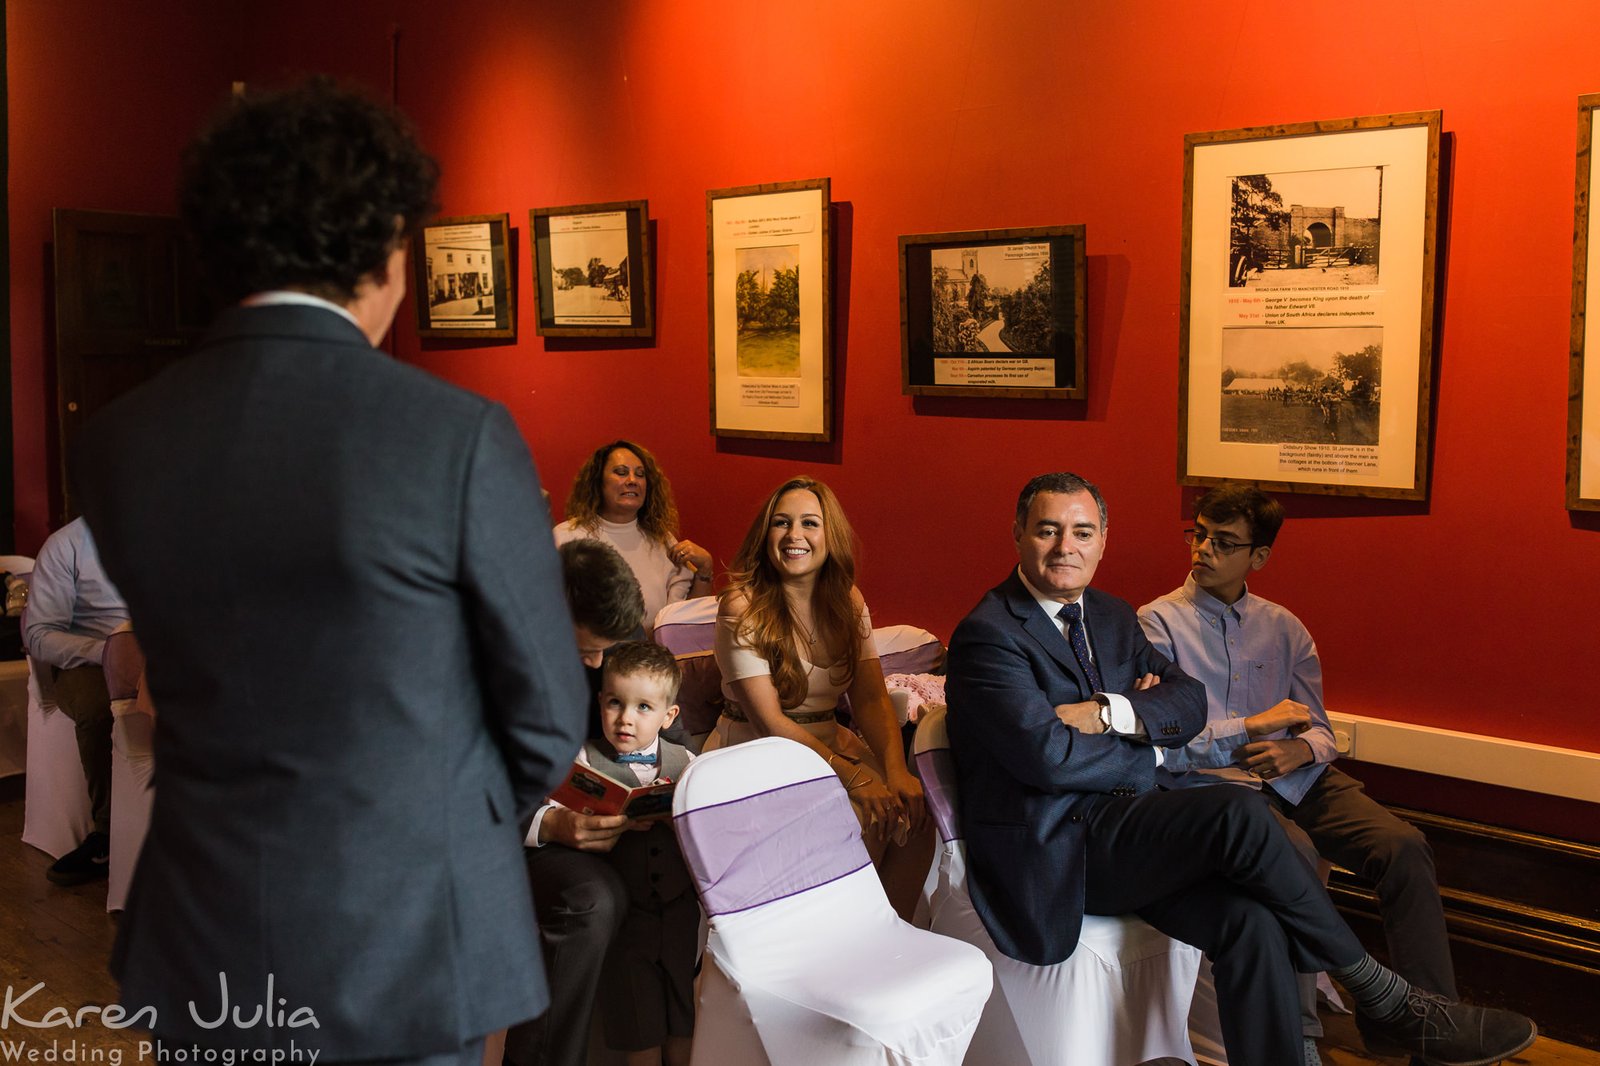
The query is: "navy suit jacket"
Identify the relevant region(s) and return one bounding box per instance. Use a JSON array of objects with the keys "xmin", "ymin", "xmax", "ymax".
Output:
[
  {"xmin": 72, "ymin": 304, "xmax": 589, "ymax": 1058},
  {"xmin": 945, "ymin": 571, "xmax": 1207, "ymax": 965}
]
